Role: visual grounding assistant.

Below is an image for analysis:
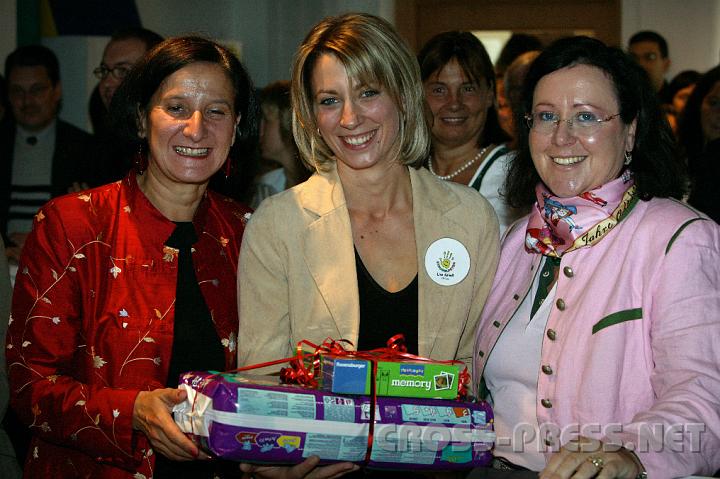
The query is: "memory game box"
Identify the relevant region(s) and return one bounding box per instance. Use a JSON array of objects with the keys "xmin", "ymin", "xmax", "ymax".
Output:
[{"xmin": 319, "ymin": 355, "xmax": 461, "ymax": 399}]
